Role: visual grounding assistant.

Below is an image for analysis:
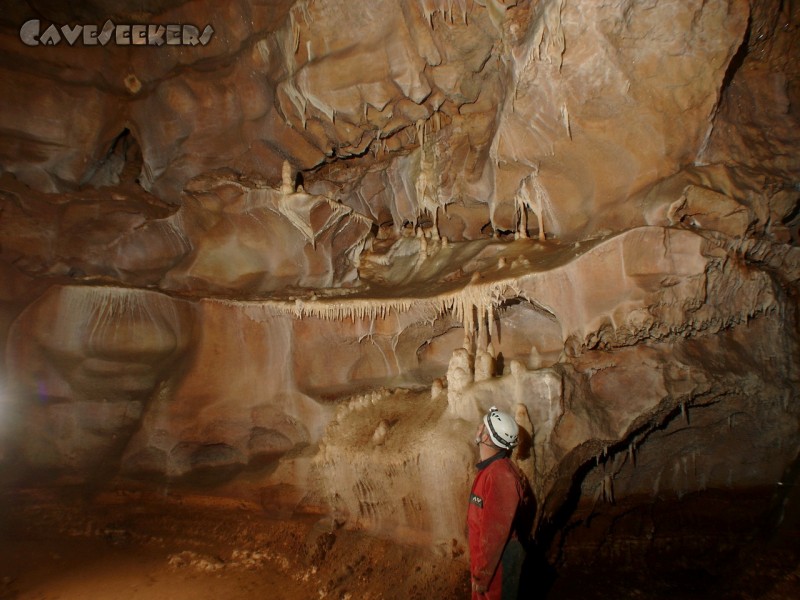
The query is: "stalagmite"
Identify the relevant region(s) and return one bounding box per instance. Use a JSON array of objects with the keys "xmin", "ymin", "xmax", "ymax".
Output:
[
  {"xmin": 291, "ymin": 13, "xmax": 301, "ymax": 53},
  {"xmin": 529, "ymin": 346, "xmax": 543, "ymax": 370},
  {"xmin": 371, "ymin": 420, "xmax": 390, "ymax": 446},
  {"xmin": 474, "ymin": 348, "xmax": 494, "ymax": 381},
  {"xmin": 447, "ymin": 347, "xmax": 478, "ymax": 419},
  {"xmin": 281, "ymin": 160, "xmax": 294, "ymax": 194}
]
